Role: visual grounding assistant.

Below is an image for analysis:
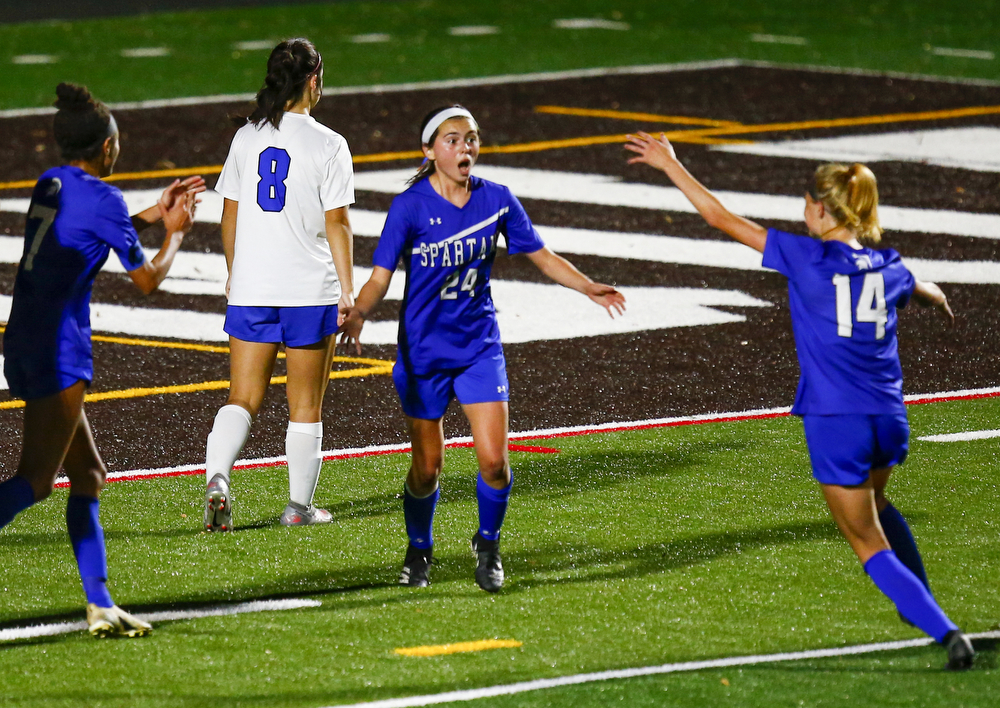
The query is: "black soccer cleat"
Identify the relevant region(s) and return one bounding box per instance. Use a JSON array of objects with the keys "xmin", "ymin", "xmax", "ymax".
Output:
[
  {"xmin": 471, "ymin": 532, "xmax": 504, "ymax": 593},
  {"xmin": 943, "ymin": 630, "xmax": 975, "ymax": 671},
  {"xmin": 399, "ymin": 544, "xmax": 433, "ymax": 587}
]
